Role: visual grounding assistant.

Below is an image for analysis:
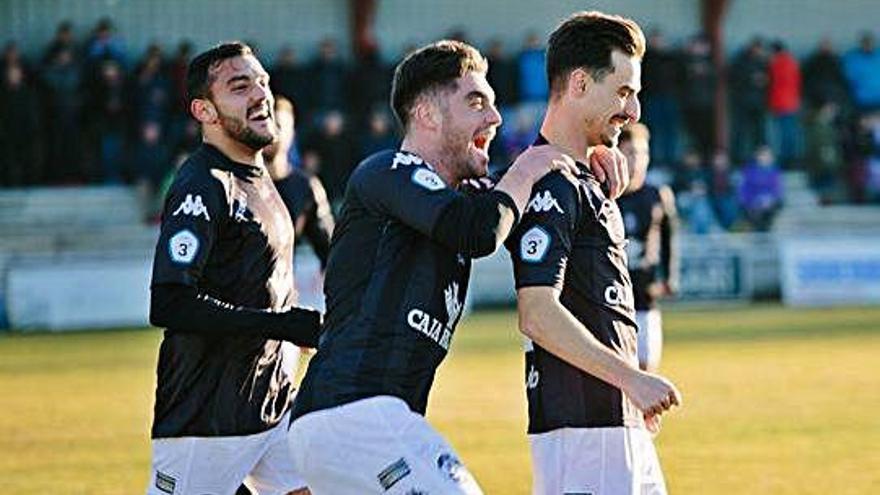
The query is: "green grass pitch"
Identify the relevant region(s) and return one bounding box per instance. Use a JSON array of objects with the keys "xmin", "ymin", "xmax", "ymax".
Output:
[{"xmin": 1, "ymin": 304, "xmax": 878, "ymax": 494}]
